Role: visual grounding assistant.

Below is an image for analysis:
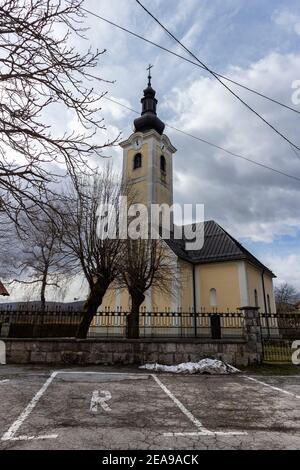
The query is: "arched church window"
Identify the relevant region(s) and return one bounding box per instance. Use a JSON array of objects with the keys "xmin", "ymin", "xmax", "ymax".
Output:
[
  {"xmin": 254, "ymin": 289, "xmax": 258, "ymax": 308},
  {"xmin": 160, "ymin": 155, "xmax": 166, "ymax": 173},
  {"xmin": 133, "ymin": 153, "xmax": 142, "ymax": 170},
  {"xmin": 209, "ymin": 288, "xmax": 217, "ymax": 308}
]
